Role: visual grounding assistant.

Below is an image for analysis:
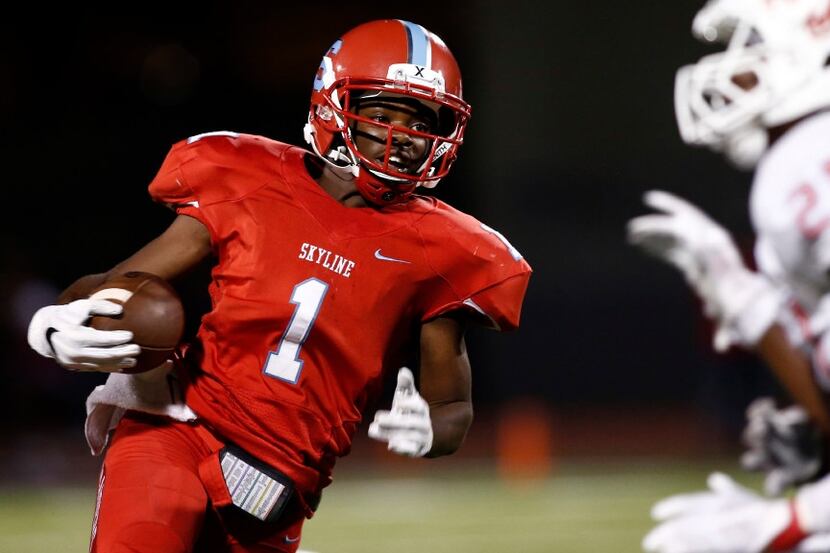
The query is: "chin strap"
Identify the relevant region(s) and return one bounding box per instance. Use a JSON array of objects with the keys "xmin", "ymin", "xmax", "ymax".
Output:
[
  {"xmin": 353, "ymin": 168, "xmax": 416, "ymax": 206},
  {"xmin": 304, "ymin": 122, "xmax": 421, "ymax": 206}
]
